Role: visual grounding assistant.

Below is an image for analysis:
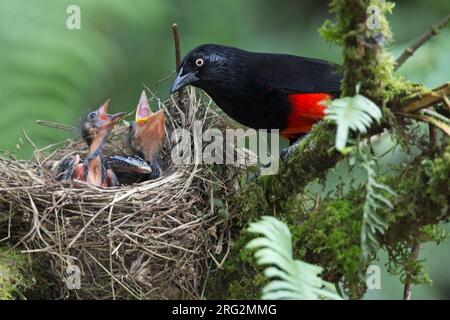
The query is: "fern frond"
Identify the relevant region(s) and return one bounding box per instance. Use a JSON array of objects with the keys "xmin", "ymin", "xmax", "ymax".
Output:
[
  {"xmin": 325, "ymin": 93, "xmax": 382, "ymax": 153},
  {"xmin": 247, "ymin": 216, "xmax": 342, "ymax": 300},
  {"xmin": 359, "ymin": 152, "xmax": 396, "ymax": 261}
]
